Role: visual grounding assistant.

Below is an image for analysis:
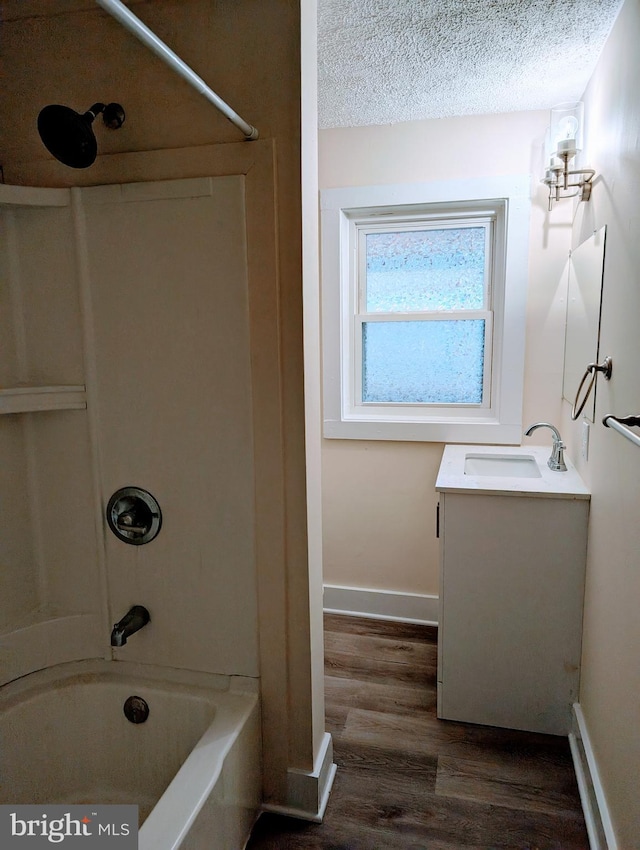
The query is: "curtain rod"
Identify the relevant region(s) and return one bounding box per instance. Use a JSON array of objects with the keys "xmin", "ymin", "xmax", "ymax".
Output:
[{"xmin": 95, "ymin": 0, "xmax": 259, "ymax": 140}]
